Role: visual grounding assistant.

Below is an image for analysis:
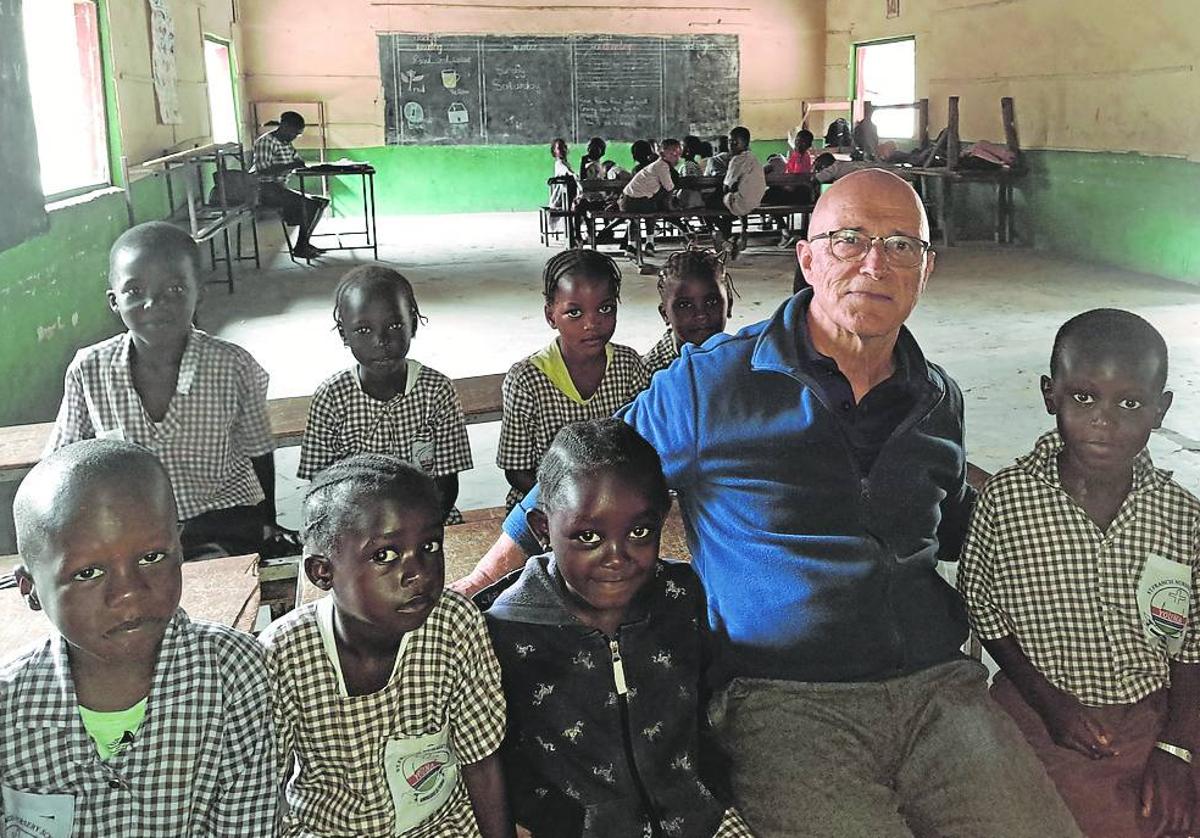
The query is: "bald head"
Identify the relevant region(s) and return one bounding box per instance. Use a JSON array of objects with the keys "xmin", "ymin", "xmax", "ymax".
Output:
[
  {"xmin": 809, "ymin": 169, "xmax": 930, "ymax": 242},
  {"xmin": 108, "ymin": 222, "xmax": 201, "ymax": 289},
  {"xmin": 15, "ymin": 440, "xmax": 177, "ymax": 566}
]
